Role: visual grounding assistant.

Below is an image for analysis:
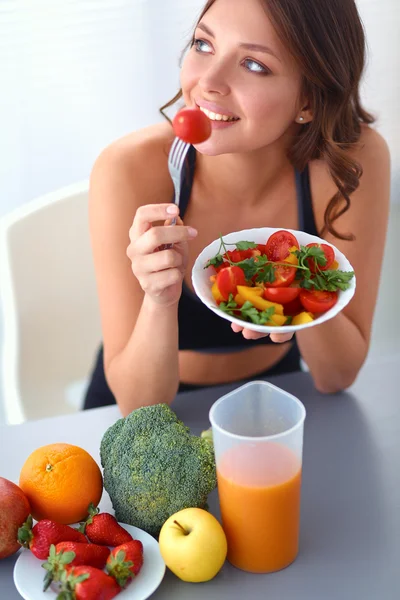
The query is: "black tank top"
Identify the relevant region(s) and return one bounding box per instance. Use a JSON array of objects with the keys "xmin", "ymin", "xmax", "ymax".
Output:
[{"xmin": 177, "ymin": 146, "xmax": 318, "ymax": 352}]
